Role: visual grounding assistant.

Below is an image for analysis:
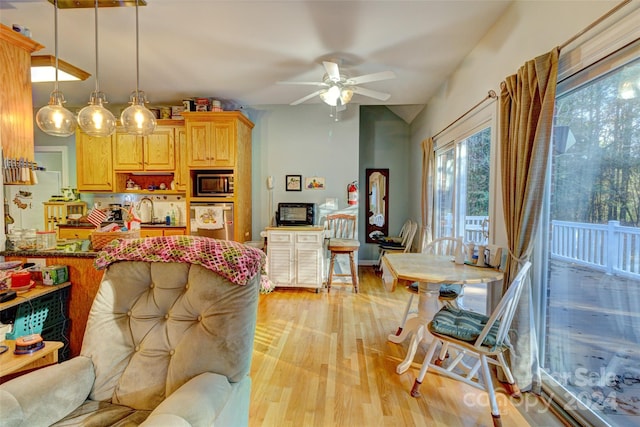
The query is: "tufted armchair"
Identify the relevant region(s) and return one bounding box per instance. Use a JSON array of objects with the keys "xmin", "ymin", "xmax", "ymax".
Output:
[{"xmin": 0, "ymin": 236, "xmax": 263, "ymax": 427}]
